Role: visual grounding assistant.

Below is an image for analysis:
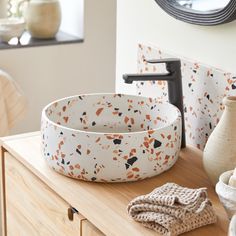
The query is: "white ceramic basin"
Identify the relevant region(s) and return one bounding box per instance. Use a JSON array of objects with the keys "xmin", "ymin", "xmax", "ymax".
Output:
[{"xmin": 41, "ymin": 94, "xmax": 182, "ymax": 182}]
